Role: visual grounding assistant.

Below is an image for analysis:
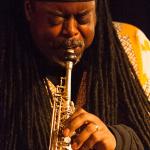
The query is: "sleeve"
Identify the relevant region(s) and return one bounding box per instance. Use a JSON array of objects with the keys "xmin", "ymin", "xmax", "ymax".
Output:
[{"xmin": 108, "ymin": 124, "xmax": 144, "ymax": 150}]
